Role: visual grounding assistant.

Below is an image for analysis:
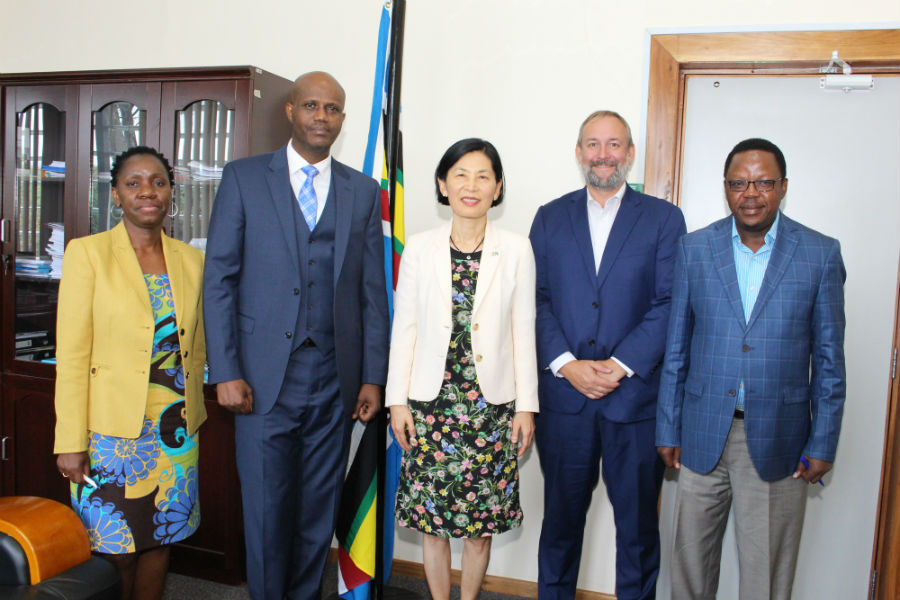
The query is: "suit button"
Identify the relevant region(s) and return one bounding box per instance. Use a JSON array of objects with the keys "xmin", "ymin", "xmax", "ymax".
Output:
[
  {"xmin": 183, "ymin": 351, "xmax": 188, "ymax": 358},
  {"xmin": 475, "ymin": 354, "xmax": 483, "ymax": 362},
  {"xmin": 179, "ymin": 328, "xmax": 185, "ymax": 336},
  {"xmin": 285, "ymin": 332, "xmax": 293, "ymax": 339},
  {"xmin": 185, "ymin": 372, "xmax": 190, "ymax": 379},
  {"xmin": 592, "ymin": 302, "xmax": 599, "ymax": 308},
  {"xmin": 728, "ymin": 389, "xmax": 736, "ymax": 397},
  {"xmin": 308, "ymin": 282, "xmax": 314, "ymax": 288},
  {"xmin": 308, "ymin": 260, "xmax": 315, "ymax": 265},
  {"xmin": 90, "ymin": 367, "xmax": 97, "ymax": 374},
  {"xmin": 308, "ymin": 304, "xmax": 314, "ymax": 310},
  {"xmin": 473, "ymin": 323, "xmax": 479, "ymax": 331},
  {"xmin": 293, "ymin": 288, "xmax": 300, "ymax": 295},
  {"xmin": 588, "ymin": 340, "xmax": 595, "ymax": 346},
  {"xmin": 742, "ymin": 344, "xmax": 751, "ymax": 352}
]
